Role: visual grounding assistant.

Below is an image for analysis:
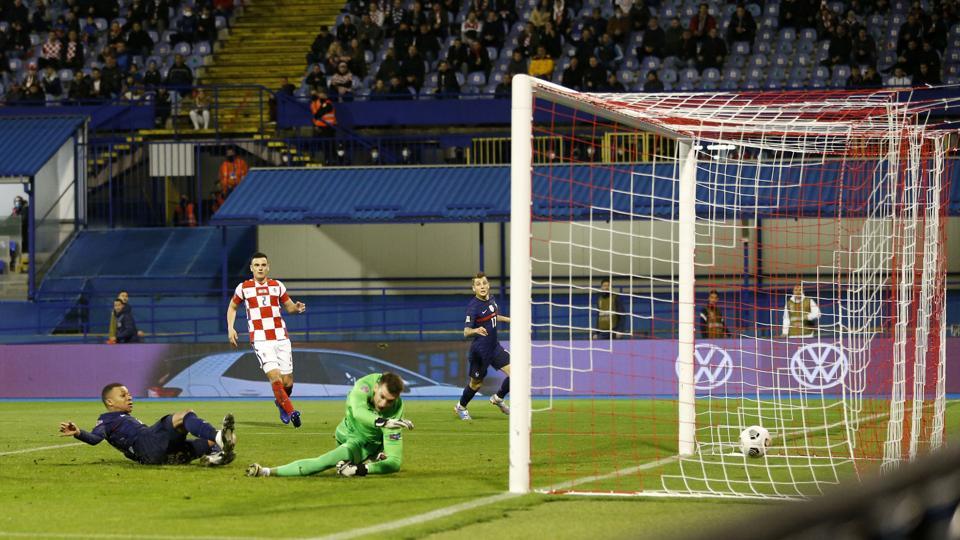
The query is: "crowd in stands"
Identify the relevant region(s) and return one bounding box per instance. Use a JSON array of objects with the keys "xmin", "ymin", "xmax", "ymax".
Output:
[
  {"xmin": 0, "ymin": 0, "xmax": 233, "ymax": 126},
  {"xmin": 297, "ymin": 0, "xmax": 959, "ymax": 99}
]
